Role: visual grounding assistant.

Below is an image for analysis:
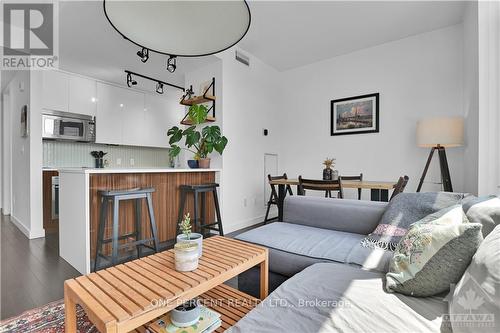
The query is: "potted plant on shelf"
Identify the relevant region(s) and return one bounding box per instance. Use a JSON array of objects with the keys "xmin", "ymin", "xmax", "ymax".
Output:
[
  {"xmin": 176, "ymin": 213, "xmax": 203, "ymax": 258},
  {"xmin": 167, "ymin": 105, "xmax": 227, "ymax": 169},
  {"xmin": 322, "ymin": 158, "xmax": 336, "ymax": 180}
]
